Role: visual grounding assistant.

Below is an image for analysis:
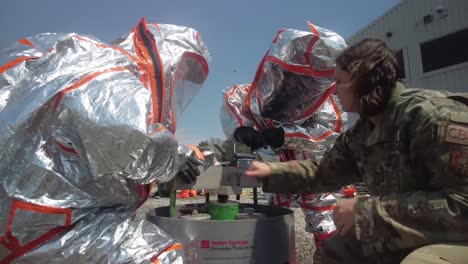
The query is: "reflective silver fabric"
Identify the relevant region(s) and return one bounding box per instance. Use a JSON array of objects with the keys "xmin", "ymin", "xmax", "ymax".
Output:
[
  {"xmin": 0, "ymin": 18, "xmax": 209, "ymax": 263},
  {"xmin": 221, "ymin": 22, "xmax": 347, "ymax": 156},
  {"xmin": 220, "ymin": 84, "xmax": 254, "ymax": 142},
  {"xmin": 220, "ymin": 22, "xmax": 346, "ymax": 236}
]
